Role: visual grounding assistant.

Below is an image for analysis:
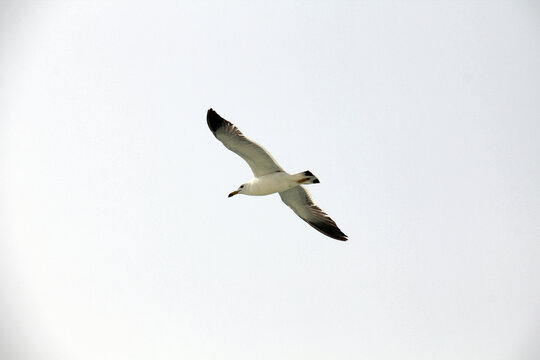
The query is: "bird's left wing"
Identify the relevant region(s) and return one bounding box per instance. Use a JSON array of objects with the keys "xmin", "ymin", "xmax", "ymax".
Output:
[
  {"xmin": 279, "ymin": 186, "xmax": 348, "ymax": 241},
  {"xmin": 207, "ymin": 109, "xmax": 283, "ymax": 177}
]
